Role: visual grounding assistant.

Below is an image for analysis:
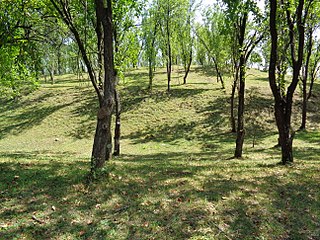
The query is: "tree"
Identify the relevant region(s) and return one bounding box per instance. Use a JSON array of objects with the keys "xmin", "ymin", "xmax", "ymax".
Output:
[
  {"xmin": 178, "ymin": 0, "xmax": 196, "ymax": 85},
  {"xmin": 158, "ymin": 0, "xmax": 189, "ymax": 92},
  {"xmin": 142, "ymin": 2, "xmax": 161, "ymax": 91},
  {"xmin": 194, "ymin": 5, "xmax": 229, "ymax": 89},
  {"xmin": 307, "ymin": 38, "xmax": 320, "ymax": 100},
  {"xmin": 0, "ymin": 0, "xmax": 47, "ymax": 99},
  {"xmin": 299, "ymin": 3, "xmax": 320, "ymax": 130},
  {"xmin": 112, "ymin": 0, "xmax": 142, "ymax": 156},
  {"xmin": 269, "ymin": 0, "xmax": 311, "ymax": 164},
  {"xmin": 223, "ymin": 0, "xmax": 264, "ymax": 158},
  {"xmin": 50, "ymin": 0, "xmax": 116, "ymax": 172}
]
